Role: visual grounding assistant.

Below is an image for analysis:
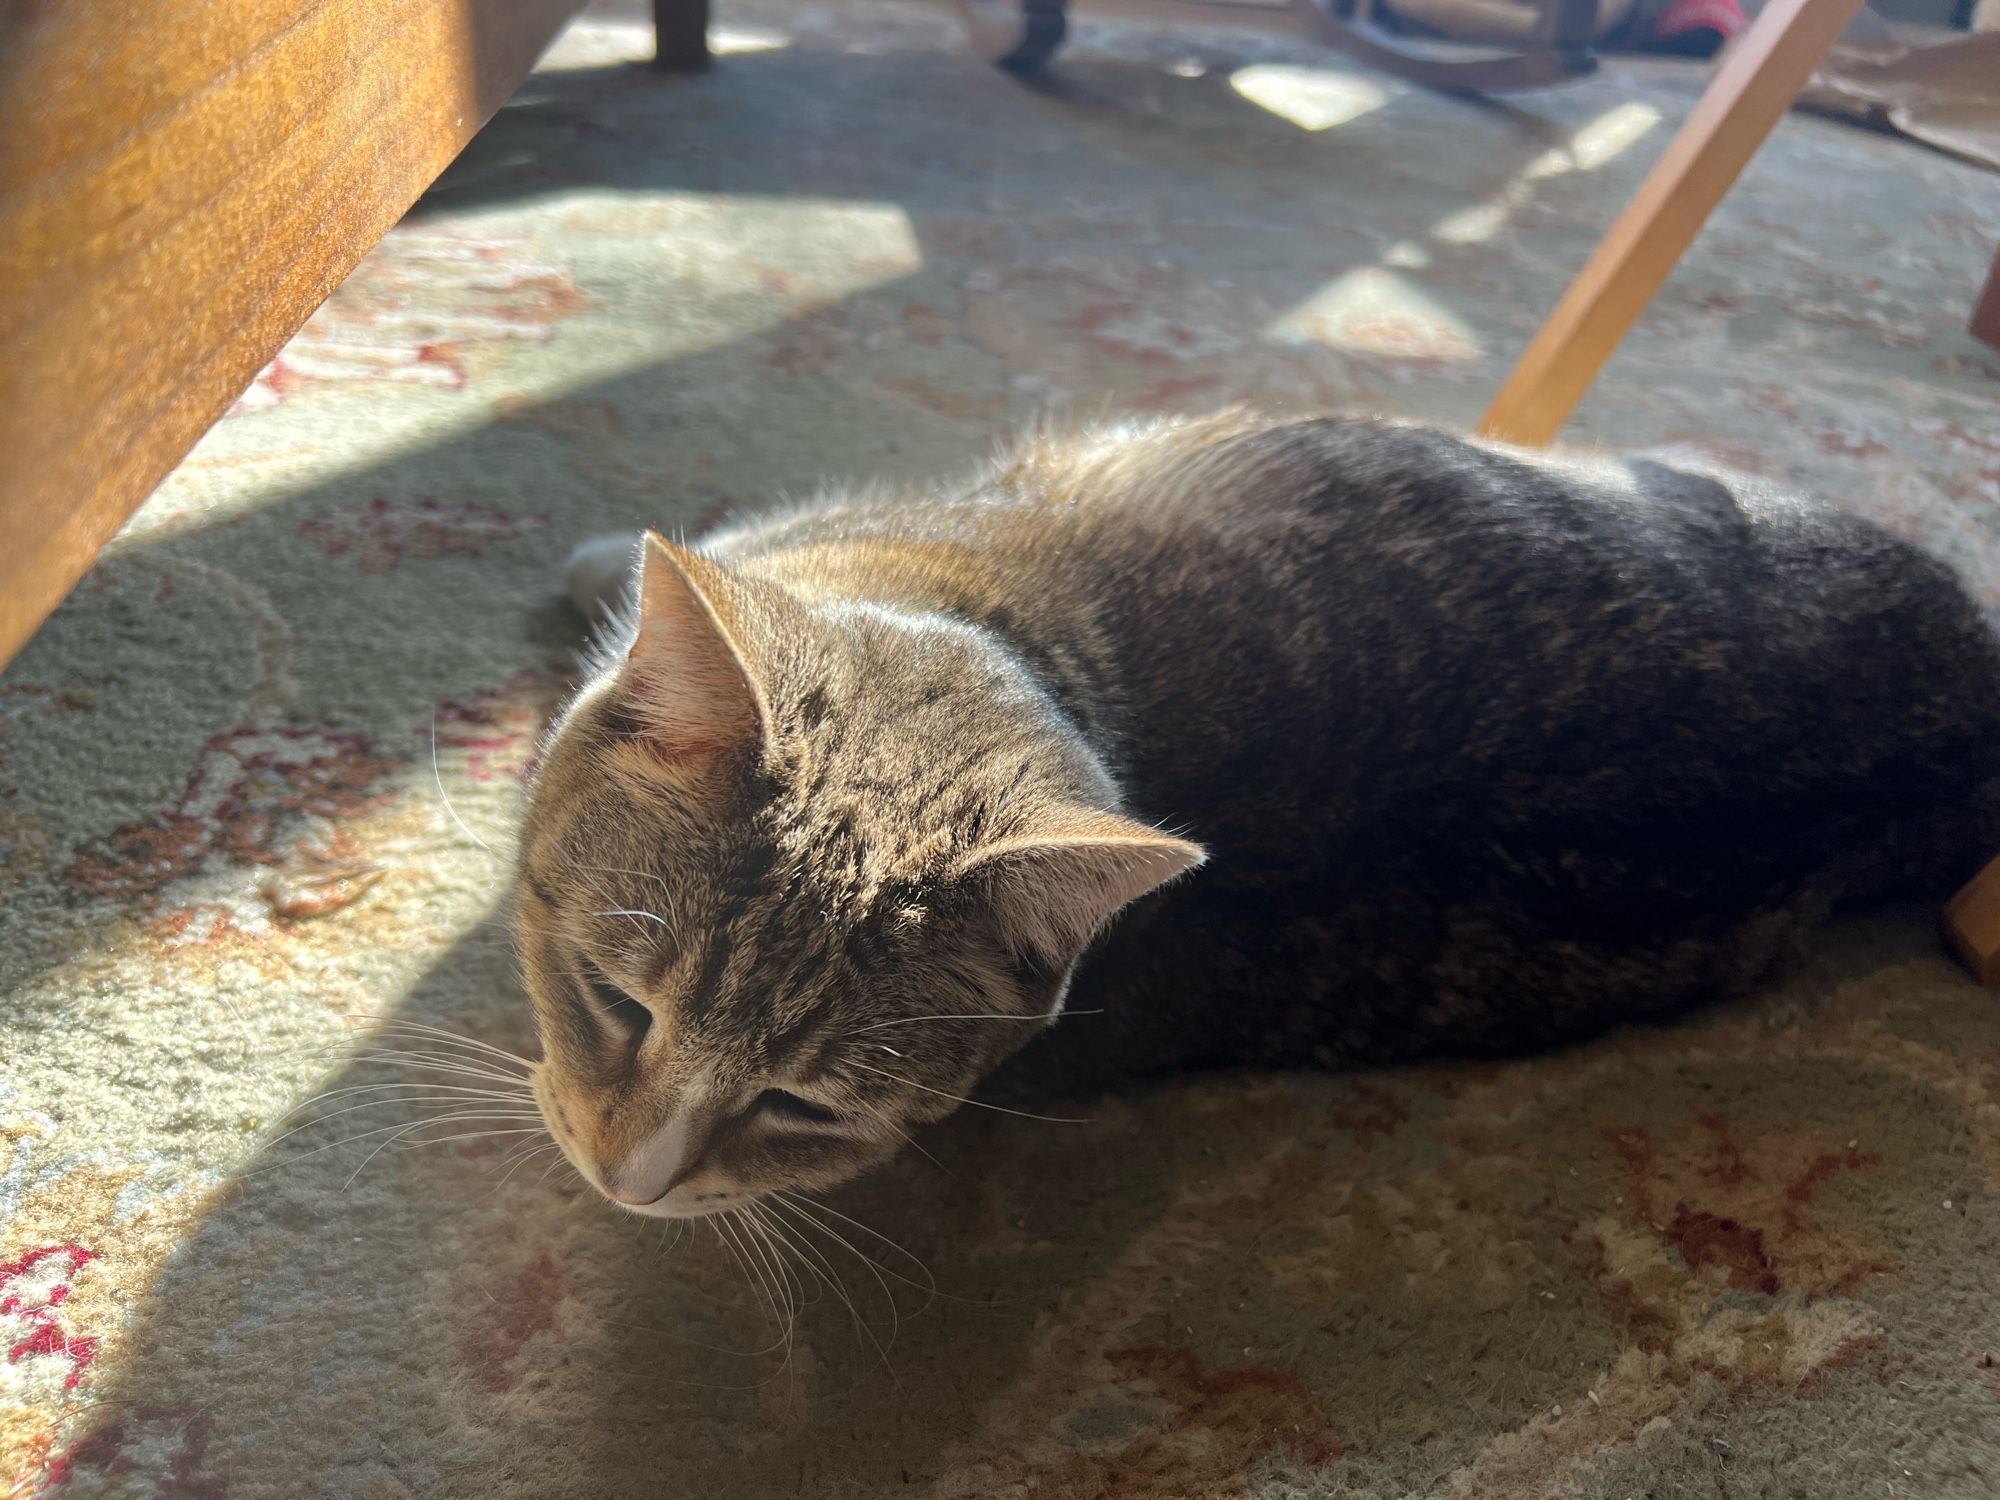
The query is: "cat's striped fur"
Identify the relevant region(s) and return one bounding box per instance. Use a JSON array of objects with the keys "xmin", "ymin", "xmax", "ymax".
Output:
[{"xmin": 515, "ymin": 412, "xmax": 2000, "ymax": 1216}]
